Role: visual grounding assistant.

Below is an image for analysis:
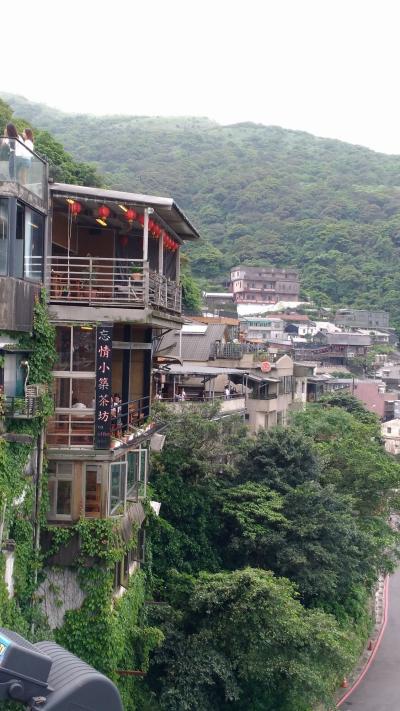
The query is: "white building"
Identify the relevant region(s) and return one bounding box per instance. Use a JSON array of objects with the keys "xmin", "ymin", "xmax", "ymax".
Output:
[{"xmin": 381, "ymin": 418, "xmax": 400, "ymax": 455}]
